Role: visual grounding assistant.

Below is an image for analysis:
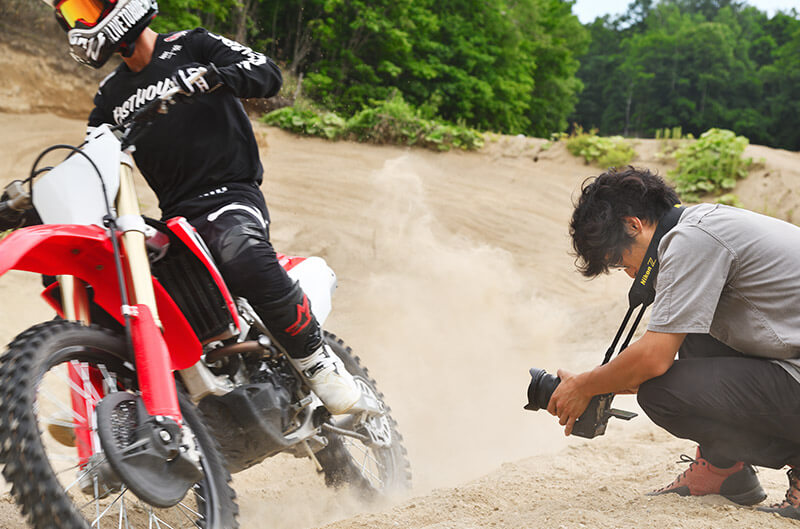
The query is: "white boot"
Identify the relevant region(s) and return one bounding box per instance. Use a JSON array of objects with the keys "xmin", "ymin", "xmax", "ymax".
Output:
[{"xmin": 289, "ymin": 343, "xmax": 361, "ymax": 414}]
